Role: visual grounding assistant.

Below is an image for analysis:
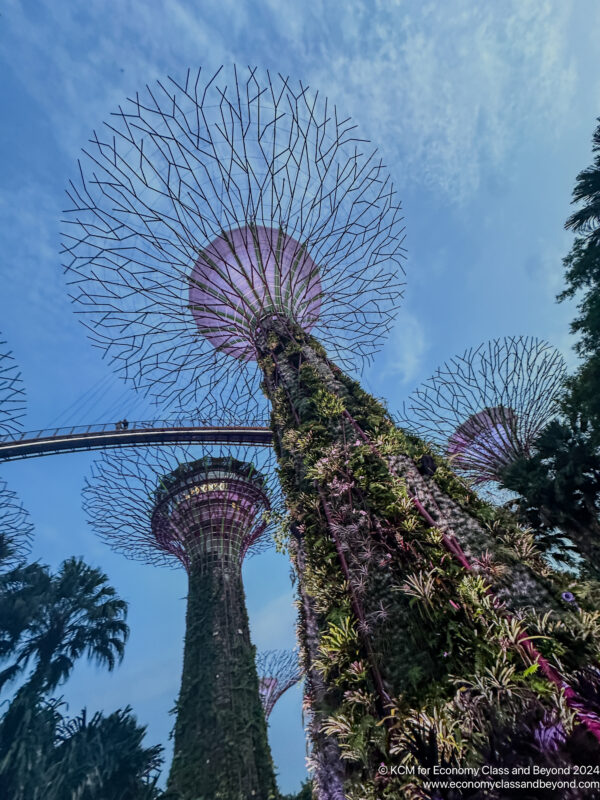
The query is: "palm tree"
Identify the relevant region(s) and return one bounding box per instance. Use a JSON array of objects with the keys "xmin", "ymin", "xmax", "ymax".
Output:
[
  {"xmin": 0, "ymin": 559, "xmax": 140, "ymax": 798},
  {"xmin": 0, "ymin": 557, "xmax": 128, "ymax": 697},
  {"xmin": 0, "ymin": 699, "xmax": 163, "ymax": 800},
  {"xmin": 0, "ymin": 695, "xmax": 62, "ymax": 800},
  {"xmin": 47, "ymin": 706, "xmax": 163, "ymax": 800},
  {"xmin": 0, "ymin": 562, "xmax": 50, "ymax": 667}
]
